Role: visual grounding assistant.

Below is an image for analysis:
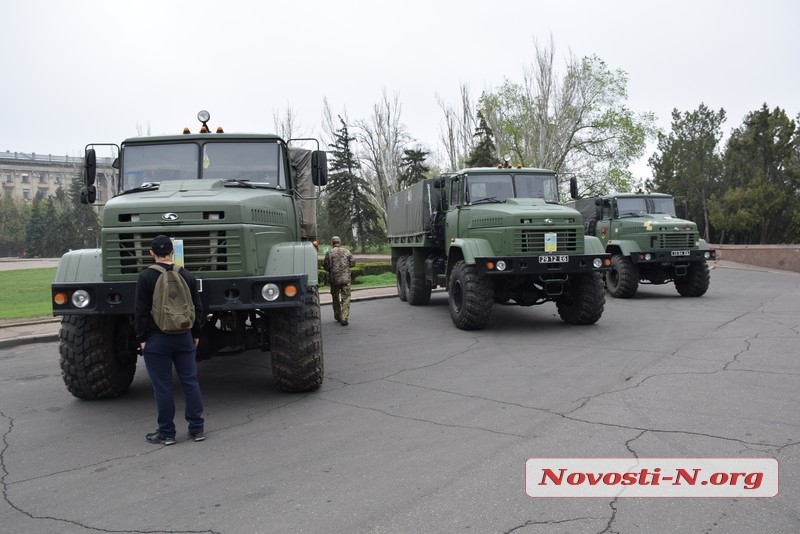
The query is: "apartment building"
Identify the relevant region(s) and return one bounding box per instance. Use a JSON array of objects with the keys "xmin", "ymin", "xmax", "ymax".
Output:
[{"xmin": 1, "ymin": 151, "xmax": 115, "ymax": 203}]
